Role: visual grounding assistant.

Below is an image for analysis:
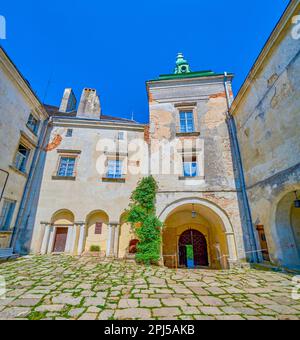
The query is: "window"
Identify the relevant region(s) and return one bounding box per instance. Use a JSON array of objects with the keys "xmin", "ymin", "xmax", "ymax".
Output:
[
  {"xmin": 66, "ymin": 129, "xmax": 73, "ymax": 137},
  {"xmin": 118, "ymin": 132, "xmax": 125, "ymax": 140},
  {"xmin": 183, "ymin": 156, "xmax": 198, "ymax": 177},
  {"xmin": 57, "ymin": 157, "xmax": 76, "ymax": 177},
  {"xmin": 0, "ymin": 200, "xmax": 16, "ymax": 231},
  {"xmin": 95, "ymin": 223, "xmax": 103, "ymax": 235},
  {"xmin": 180, "ymin": 111, "xmax": 195, "ymax": 133},
  {"xmin": 26, "ymin": 114, "xmax": 40, "ymax": 135},
  {"xmin": 107, "ymin": 159, "xmax": 123, "ymax": 179},
  {"xmin": 14, "ymin": 144, "xmax": 30, "ymax": 173}
]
